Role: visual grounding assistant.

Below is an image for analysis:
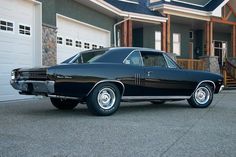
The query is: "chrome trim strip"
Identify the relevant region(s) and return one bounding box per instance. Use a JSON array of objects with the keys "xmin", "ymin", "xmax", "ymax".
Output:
[
  {"xmin": 86, "ymin": 80, "xmax": 125, "ymax": 96},
  {"xmin": 48, "ymin": 95, "xmax": 79, "ymax": 100},
  {"xmin": 122, "ymin": 96, "xmax": 190, "ymax": 100}
]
